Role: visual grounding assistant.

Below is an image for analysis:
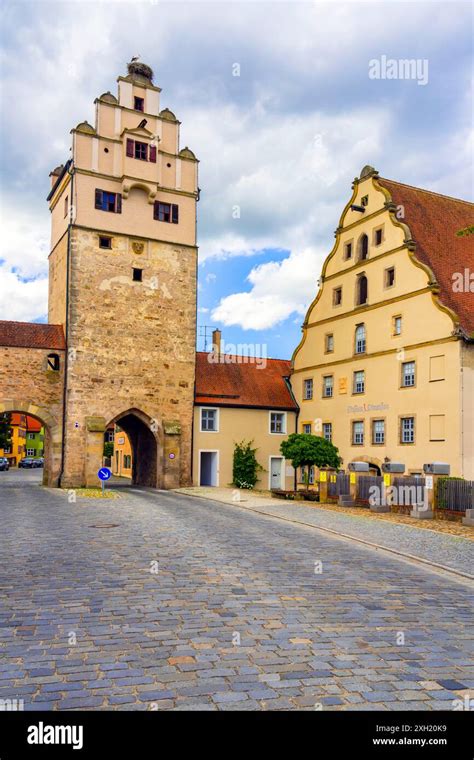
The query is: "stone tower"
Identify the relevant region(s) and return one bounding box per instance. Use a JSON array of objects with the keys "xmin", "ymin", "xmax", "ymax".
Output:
[{"xmin": 47, "ymin": 60, "xmax": 199, "ymax": 488}]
